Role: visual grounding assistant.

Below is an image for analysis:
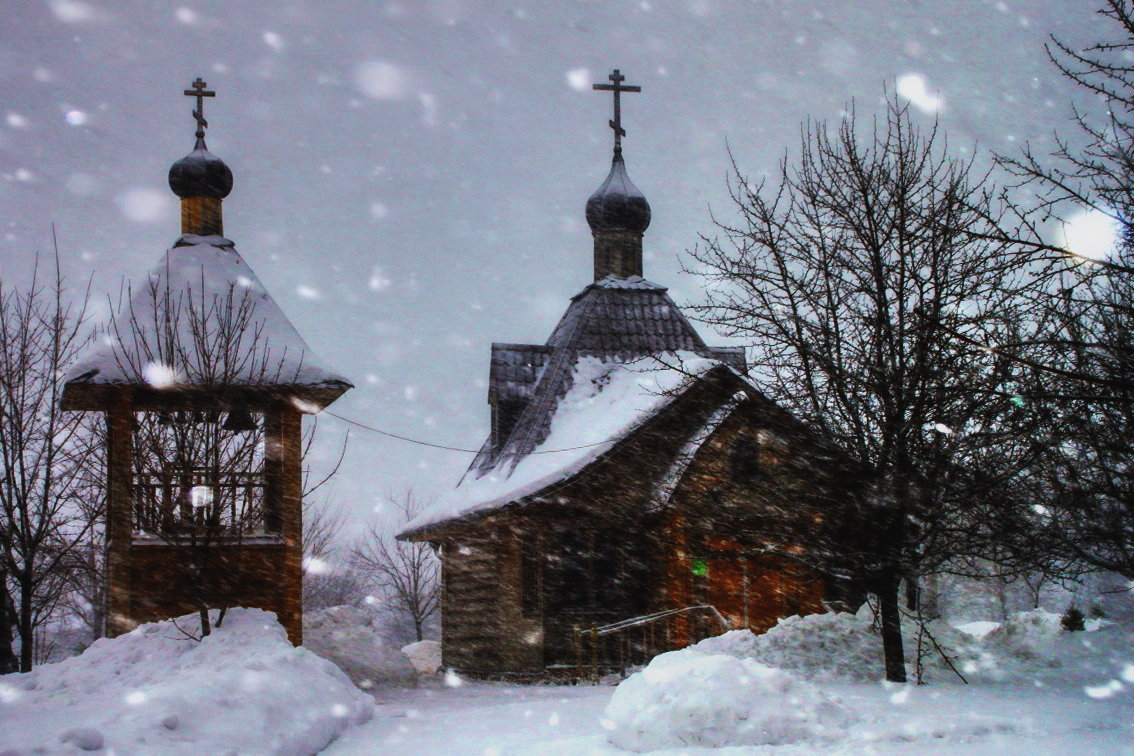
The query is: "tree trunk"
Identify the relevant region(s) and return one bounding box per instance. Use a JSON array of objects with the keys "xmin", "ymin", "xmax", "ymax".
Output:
[
  {"xmin": 414, "ymin": 618, "xmax": 423, "ymax": 642},
  {"xmin": 0, "ymin": 573, "xmax": 18, "ymax": 674},
  {"xmin": 198, "ymin": 606, "xmax": 211, "ymax": 637},
  {"xmin": 922, "ymin": 574, "xmax": 941, "ymax": 620},
  {"xmin": 19, "ymin": 577, "xmax": 33, "ymax": 672},
  {"xmin": 878, "ymin": 574, "xmax": 907, "ymax": 683},
  {"xmin": 905, "ymin": 576, "xmax": 920, "ymax": 612}
]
